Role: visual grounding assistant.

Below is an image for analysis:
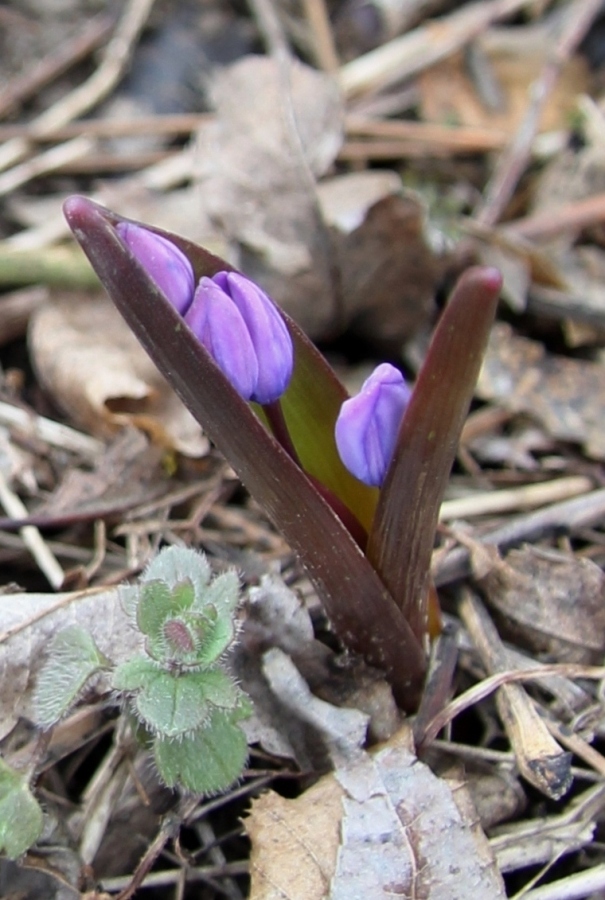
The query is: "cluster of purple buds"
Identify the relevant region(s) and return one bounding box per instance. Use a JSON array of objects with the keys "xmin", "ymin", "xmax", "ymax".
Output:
[
  {"xmin": 117, "ymin": 222, "xmax": 411, "ymax": 493},
  {"xmin": 335, "ymin": 363, "xmax": 411, "ymax": 488},
  {"xmin": 117, "ymin": 223, "xmax": 293, "ymax": 405}
]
